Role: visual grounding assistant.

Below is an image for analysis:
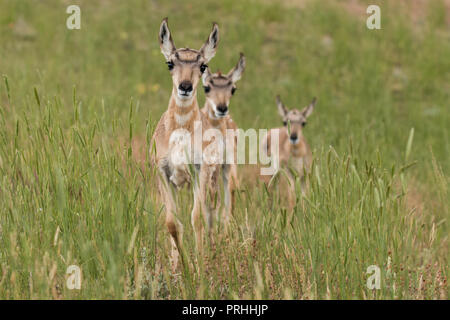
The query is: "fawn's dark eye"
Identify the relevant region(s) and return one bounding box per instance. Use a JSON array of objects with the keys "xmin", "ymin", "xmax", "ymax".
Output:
[
  {"xmin": 166, "ymin": 61, "xmax": 174, "ymax": 71},
  {"xmin": 302, "ymin": 122, "xmax": 307, "ymax": 127},
  {"xmin": 200, "ymin": 64, "xmax": 207, "ymax": 73},
  {"xmin": 203, "ymin": 86, "xmax": 211, "ymax": 93},
  {"xmin": 283, "ymin": 121, "xmax": 287, "ymax": 126},
  {"xmin": 231, "ymin": 87, "xmax": 236, "ymax": 95}
]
